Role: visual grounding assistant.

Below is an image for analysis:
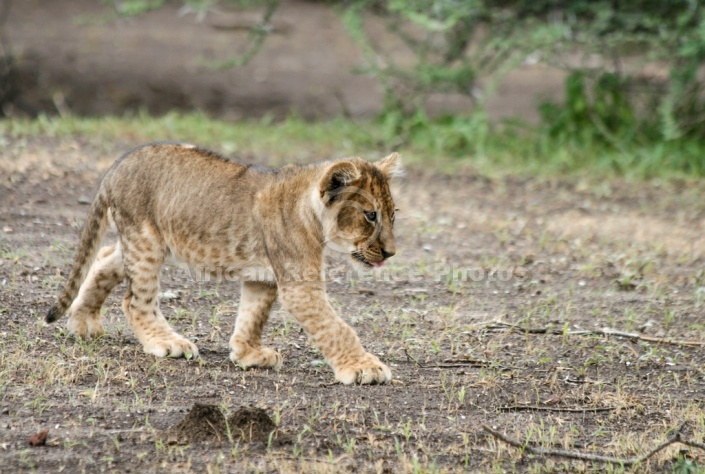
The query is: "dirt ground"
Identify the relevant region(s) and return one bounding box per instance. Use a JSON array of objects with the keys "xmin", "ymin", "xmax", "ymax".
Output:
[
  {"xmin": 5, "ymin": 0, "xmax": 565, "ymax": 121},
  {"xmin": 1, "ymin": 137, "xmax": 705, "ymax": 472}
]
